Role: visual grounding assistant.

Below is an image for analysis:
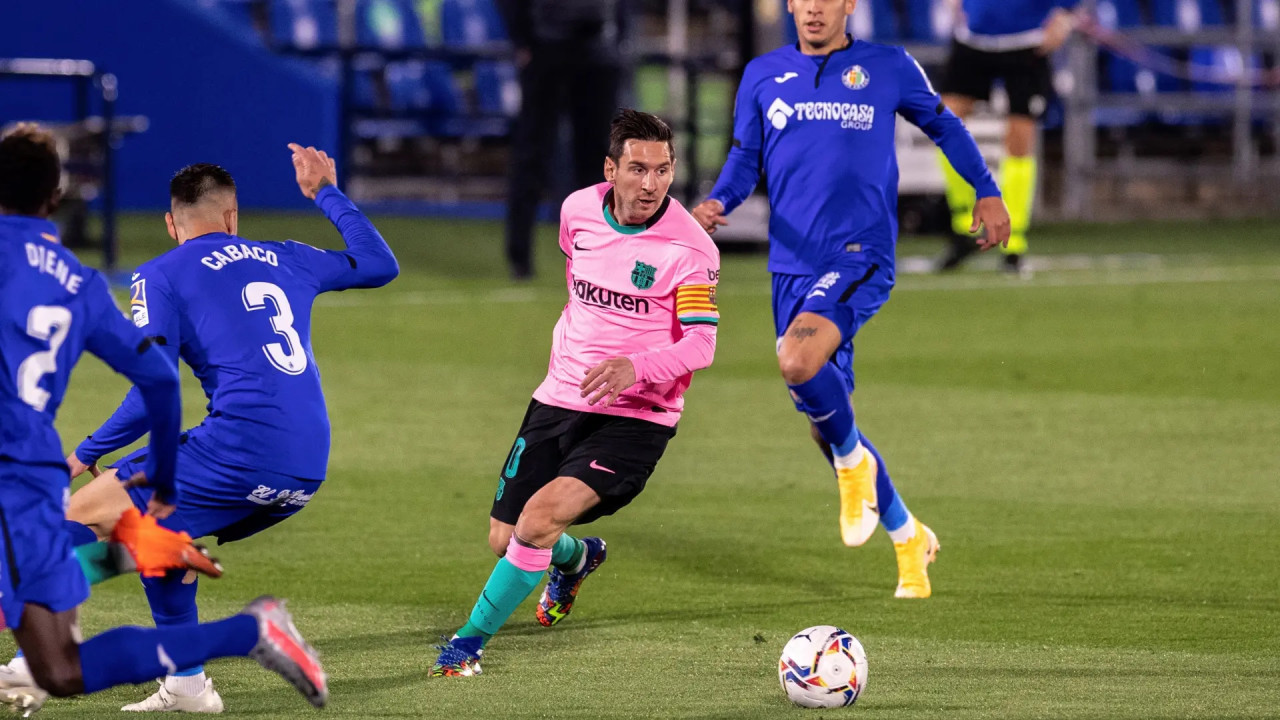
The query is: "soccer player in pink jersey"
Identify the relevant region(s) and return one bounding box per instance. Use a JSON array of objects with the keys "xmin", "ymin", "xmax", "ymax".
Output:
[{"xmin": 432, "ymin": 110, "xmax": 719, "ymax": 677}]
